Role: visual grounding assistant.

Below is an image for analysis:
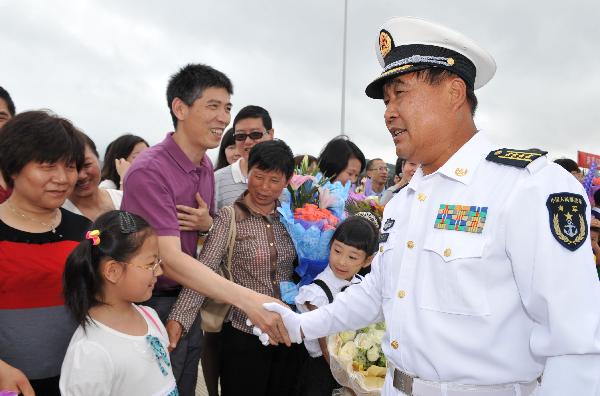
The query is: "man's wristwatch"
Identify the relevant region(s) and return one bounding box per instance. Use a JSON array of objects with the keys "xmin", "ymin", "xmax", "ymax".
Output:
[{"xmin": 198, "ymin": 222, "xmax": 214, "ymax": 237}]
